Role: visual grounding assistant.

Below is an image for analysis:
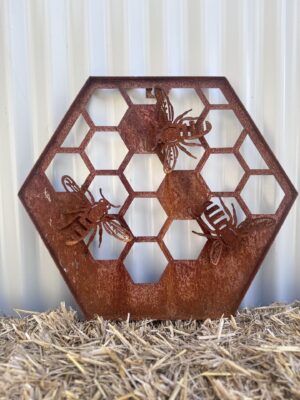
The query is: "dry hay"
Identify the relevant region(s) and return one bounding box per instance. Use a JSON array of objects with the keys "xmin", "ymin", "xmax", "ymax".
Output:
[{"xmin": 0, "ymin": 303, "xmax": 300, "ymax": 399}]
